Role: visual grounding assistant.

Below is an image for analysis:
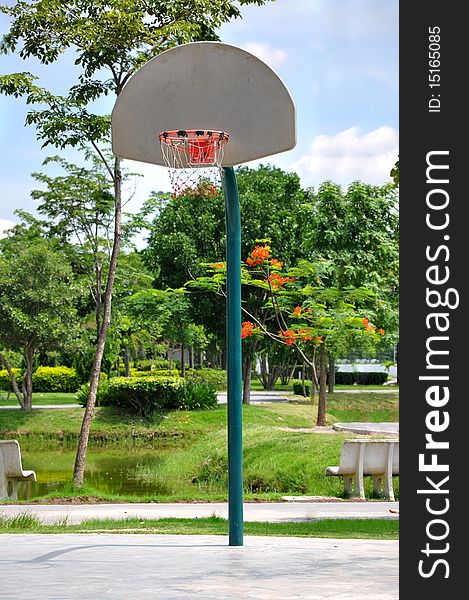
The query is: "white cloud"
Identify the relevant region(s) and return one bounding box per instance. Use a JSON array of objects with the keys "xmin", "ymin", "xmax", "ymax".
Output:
[
  {"xmin": 291, "ymin": 126, "xmax": 399, "ymax": 187},
  {"xmin": 242, "ymin": 42, "xmax": 288, "ymax": 69},
  {"xmin": 0, "ymin": 219, "xmax": 16, "ymax": 239}
]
